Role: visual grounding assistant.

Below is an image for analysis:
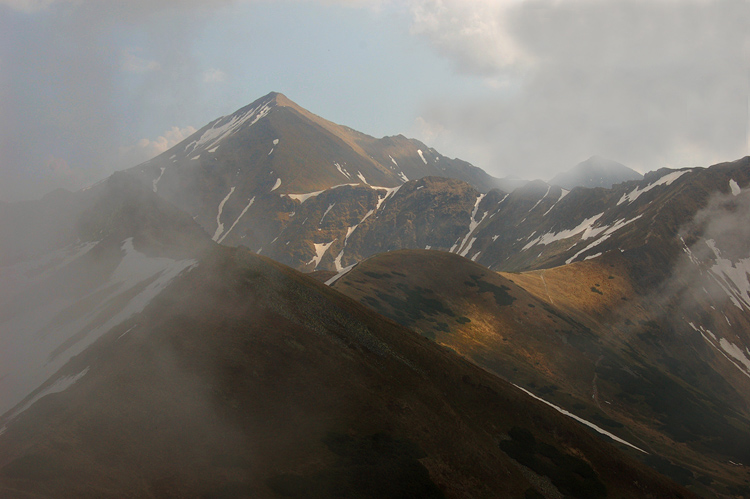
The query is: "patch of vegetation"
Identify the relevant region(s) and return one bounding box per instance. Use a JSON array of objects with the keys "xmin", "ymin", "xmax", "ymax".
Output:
[
  {"xmin": 456, "ymin": 316, "xmax": 471, "ymax": 324},
  {"xmin": 590, "ymin": 287, "xmax": 603, "ymax": 295},
  {"xmin": 608, "ymin": 275, "xmax": 615, "ymax": 280},
  {"xmin": 268, "ymin": 432, "xmax": 444, "ymax": 499},
  {"xmin": 640, "ymin": 455, "xmax": 694, "ymax": 486},
  {"xmin": 463, "ymin": 280, "xmax": 477, "ymax": 287},
  {"xmin": 498, "ymin": 427, "xmax": 606, "ymax": 499},
  {"xmin": 527, "ymin": 303, "xmax": 535, "ymax": 308},
  {"xmin": 469, "ymin": 275, "xmax": 515, "ymax": 307},
  {"xmin": 435, "ymin": 322, "xmax": 450, "ymax": 333},
  {"xmin": 364, "ymin": 271, "xmax": 392, "ymax": 279},
  {"xmin": 588, "ymin": 413, "xmax": 624, "ymax": 429},
  {"xmin": 598, "ymin": 359, "xmax": 750, "ymax": 462},
  {"xmin": 537, "ymin": 385, "xmax": 558, "ymax": 396},
  {"xmin": 374, "ymin": 283, "xmax": 456, "ymax": 328},
  {"xmin": 524, "ymin": 489, "xmax": 545, "ymax": 499}
]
